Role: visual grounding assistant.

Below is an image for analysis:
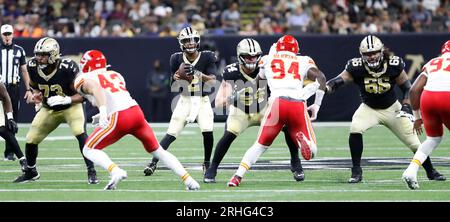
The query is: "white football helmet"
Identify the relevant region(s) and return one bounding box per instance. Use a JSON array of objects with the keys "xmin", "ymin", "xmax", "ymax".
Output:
[
  {"xmin": 359, "ymin": 35, "xmax": 384, "ymax": 69},
  {"xmin": 237, "ymin": 38, "xmax": 262, "ymax": 71},
  {"xmin": 177, "ymin": 27, "xmax": 200, "ymax": 53},
  {"xmin": 34, "ymin": 37, "xmax": 60, "ymax": 64}
]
